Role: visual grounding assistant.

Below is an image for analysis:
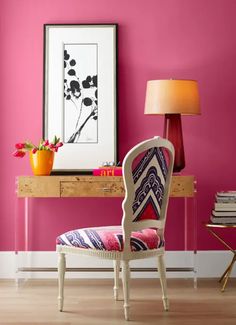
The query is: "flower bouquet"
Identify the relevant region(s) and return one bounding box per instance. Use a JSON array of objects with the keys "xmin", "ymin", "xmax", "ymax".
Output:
[{"xmin": 13, "ymin": 136, "xmax": 63, "ymax": 175}]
